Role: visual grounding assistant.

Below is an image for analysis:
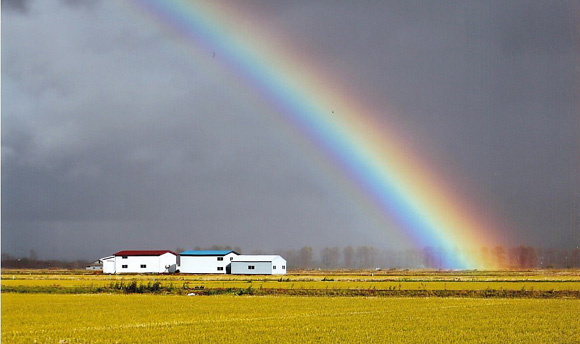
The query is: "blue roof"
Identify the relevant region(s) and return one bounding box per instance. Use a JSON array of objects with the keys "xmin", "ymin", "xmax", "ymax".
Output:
[{"xmin": 180, "ymin": 250, "xmax": 238, "ymax": 256}]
